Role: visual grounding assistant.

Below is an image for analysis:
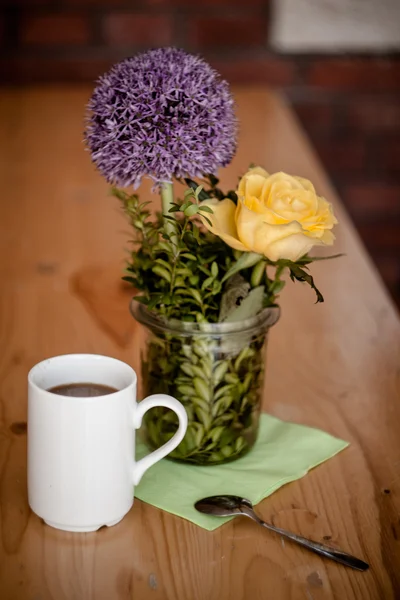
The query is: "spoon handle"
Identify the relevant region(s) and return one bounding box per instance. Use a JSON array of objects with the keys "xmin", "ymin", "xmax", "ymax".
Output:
[{"xmin": 259, "ymin": 520, "xmax": 369, "ymax": 571}]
